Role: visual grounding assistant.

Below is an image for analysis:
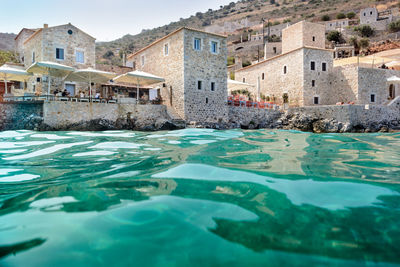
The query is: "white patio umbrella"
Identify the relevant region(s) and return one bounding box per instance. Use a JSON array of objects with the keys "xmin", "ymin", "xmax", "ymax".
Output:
[
  {"xmin": 27, "ymin": 61, "xmax": 75, "ymax": 95},
  {"xmin": 228, "ymin": 79, "xmax": 255, "ymax": 91},
  {"xmin": 0, "ymin": 64, "xmax": 32, "ymax": 94},
  {"xmin": 65, "ymin": 68, "xmax": 116, "ymax": 98},
  {"xmin": 113, "ymin": 70, "xmax": 165, "ymax": 102},
  {"xmin": 387, "ymin": 76, "xmax": 400, "ymax": 83}
]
